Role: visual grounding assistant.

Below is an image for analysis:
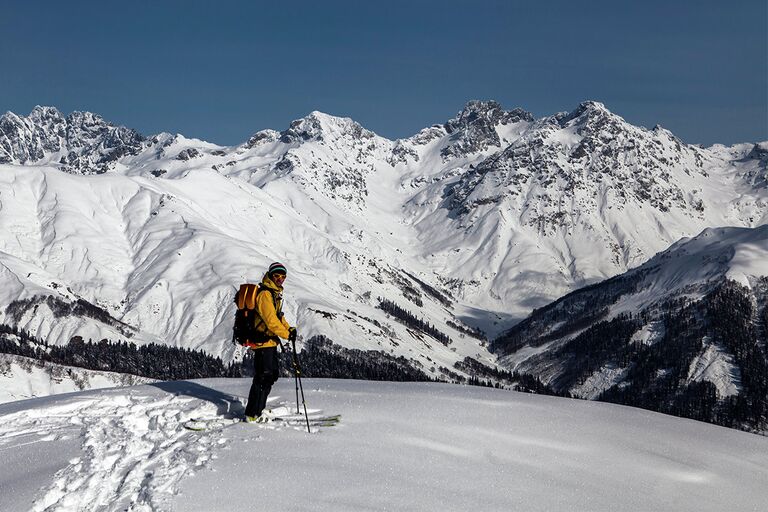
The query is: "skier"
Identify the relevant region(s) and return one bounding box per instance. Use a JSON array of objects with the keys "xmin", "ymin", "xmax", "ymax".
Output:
[{"xmin": 243, "ymin": 262, "xmax": 297, "ymax": 422}]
